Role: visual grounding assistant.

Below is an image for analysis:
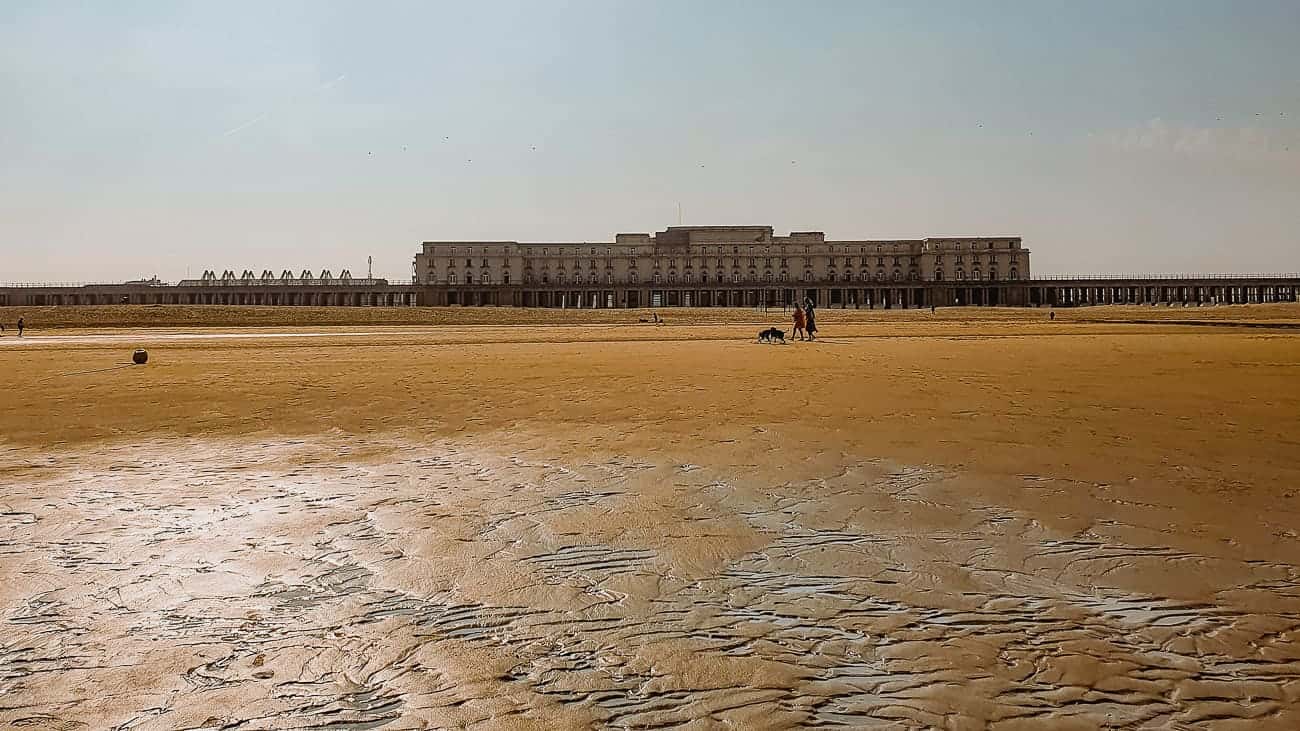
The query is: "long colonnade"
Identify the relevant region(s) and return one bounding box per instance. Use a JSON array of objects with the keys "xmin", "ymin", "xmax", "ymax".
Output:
[{"xmin": 3, "ymin": 280, "xmax": 1297, "ymax": 310}]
